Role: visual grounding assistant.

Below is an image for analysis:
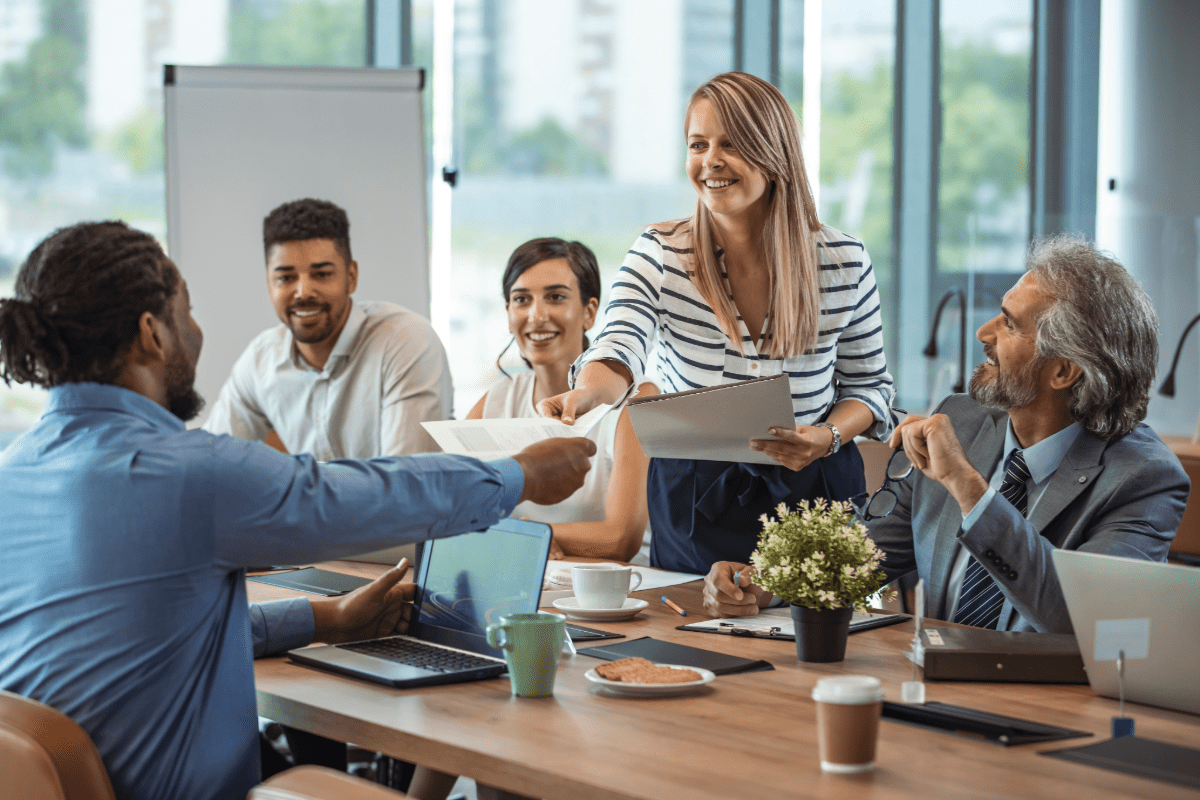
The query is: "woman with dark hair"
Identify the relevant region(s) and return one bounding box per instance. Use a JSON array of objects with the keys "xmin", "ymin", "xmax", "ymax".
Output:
[
  {"xmin": 465, "ymin": 237, "xmax": 658, "ymax": 561},
  {"xmin": 540, "ymin": 72, "xmax": 896, "ymax": 578}
]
